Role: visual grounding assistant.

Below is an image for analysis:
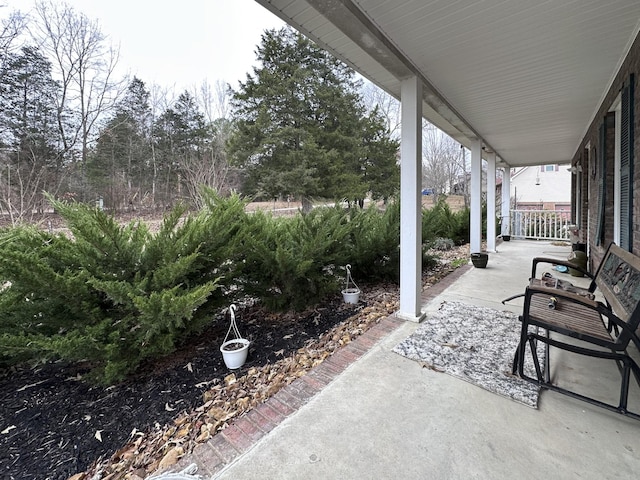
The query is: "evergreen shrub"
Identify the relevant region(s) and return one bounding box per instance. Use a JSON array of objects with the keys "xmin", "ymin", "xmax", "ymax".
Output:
[
  {"xmin": 0, "ymin": 191, "xmax": 466, "ymax": 384},
  {"xmin": 0, "ymin": 197, "xmax": 226, "ymax": 383},
  {"xmin": 344, "ymin": 202, "xmax": 401, "ymax": 281},
  {"xmin": 422, "ymin": 197, "xmax": 470, "ymax": 245},
  {"xmin": 237, "ymin": 206, "xmax": 351, "ymax": 310}
]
